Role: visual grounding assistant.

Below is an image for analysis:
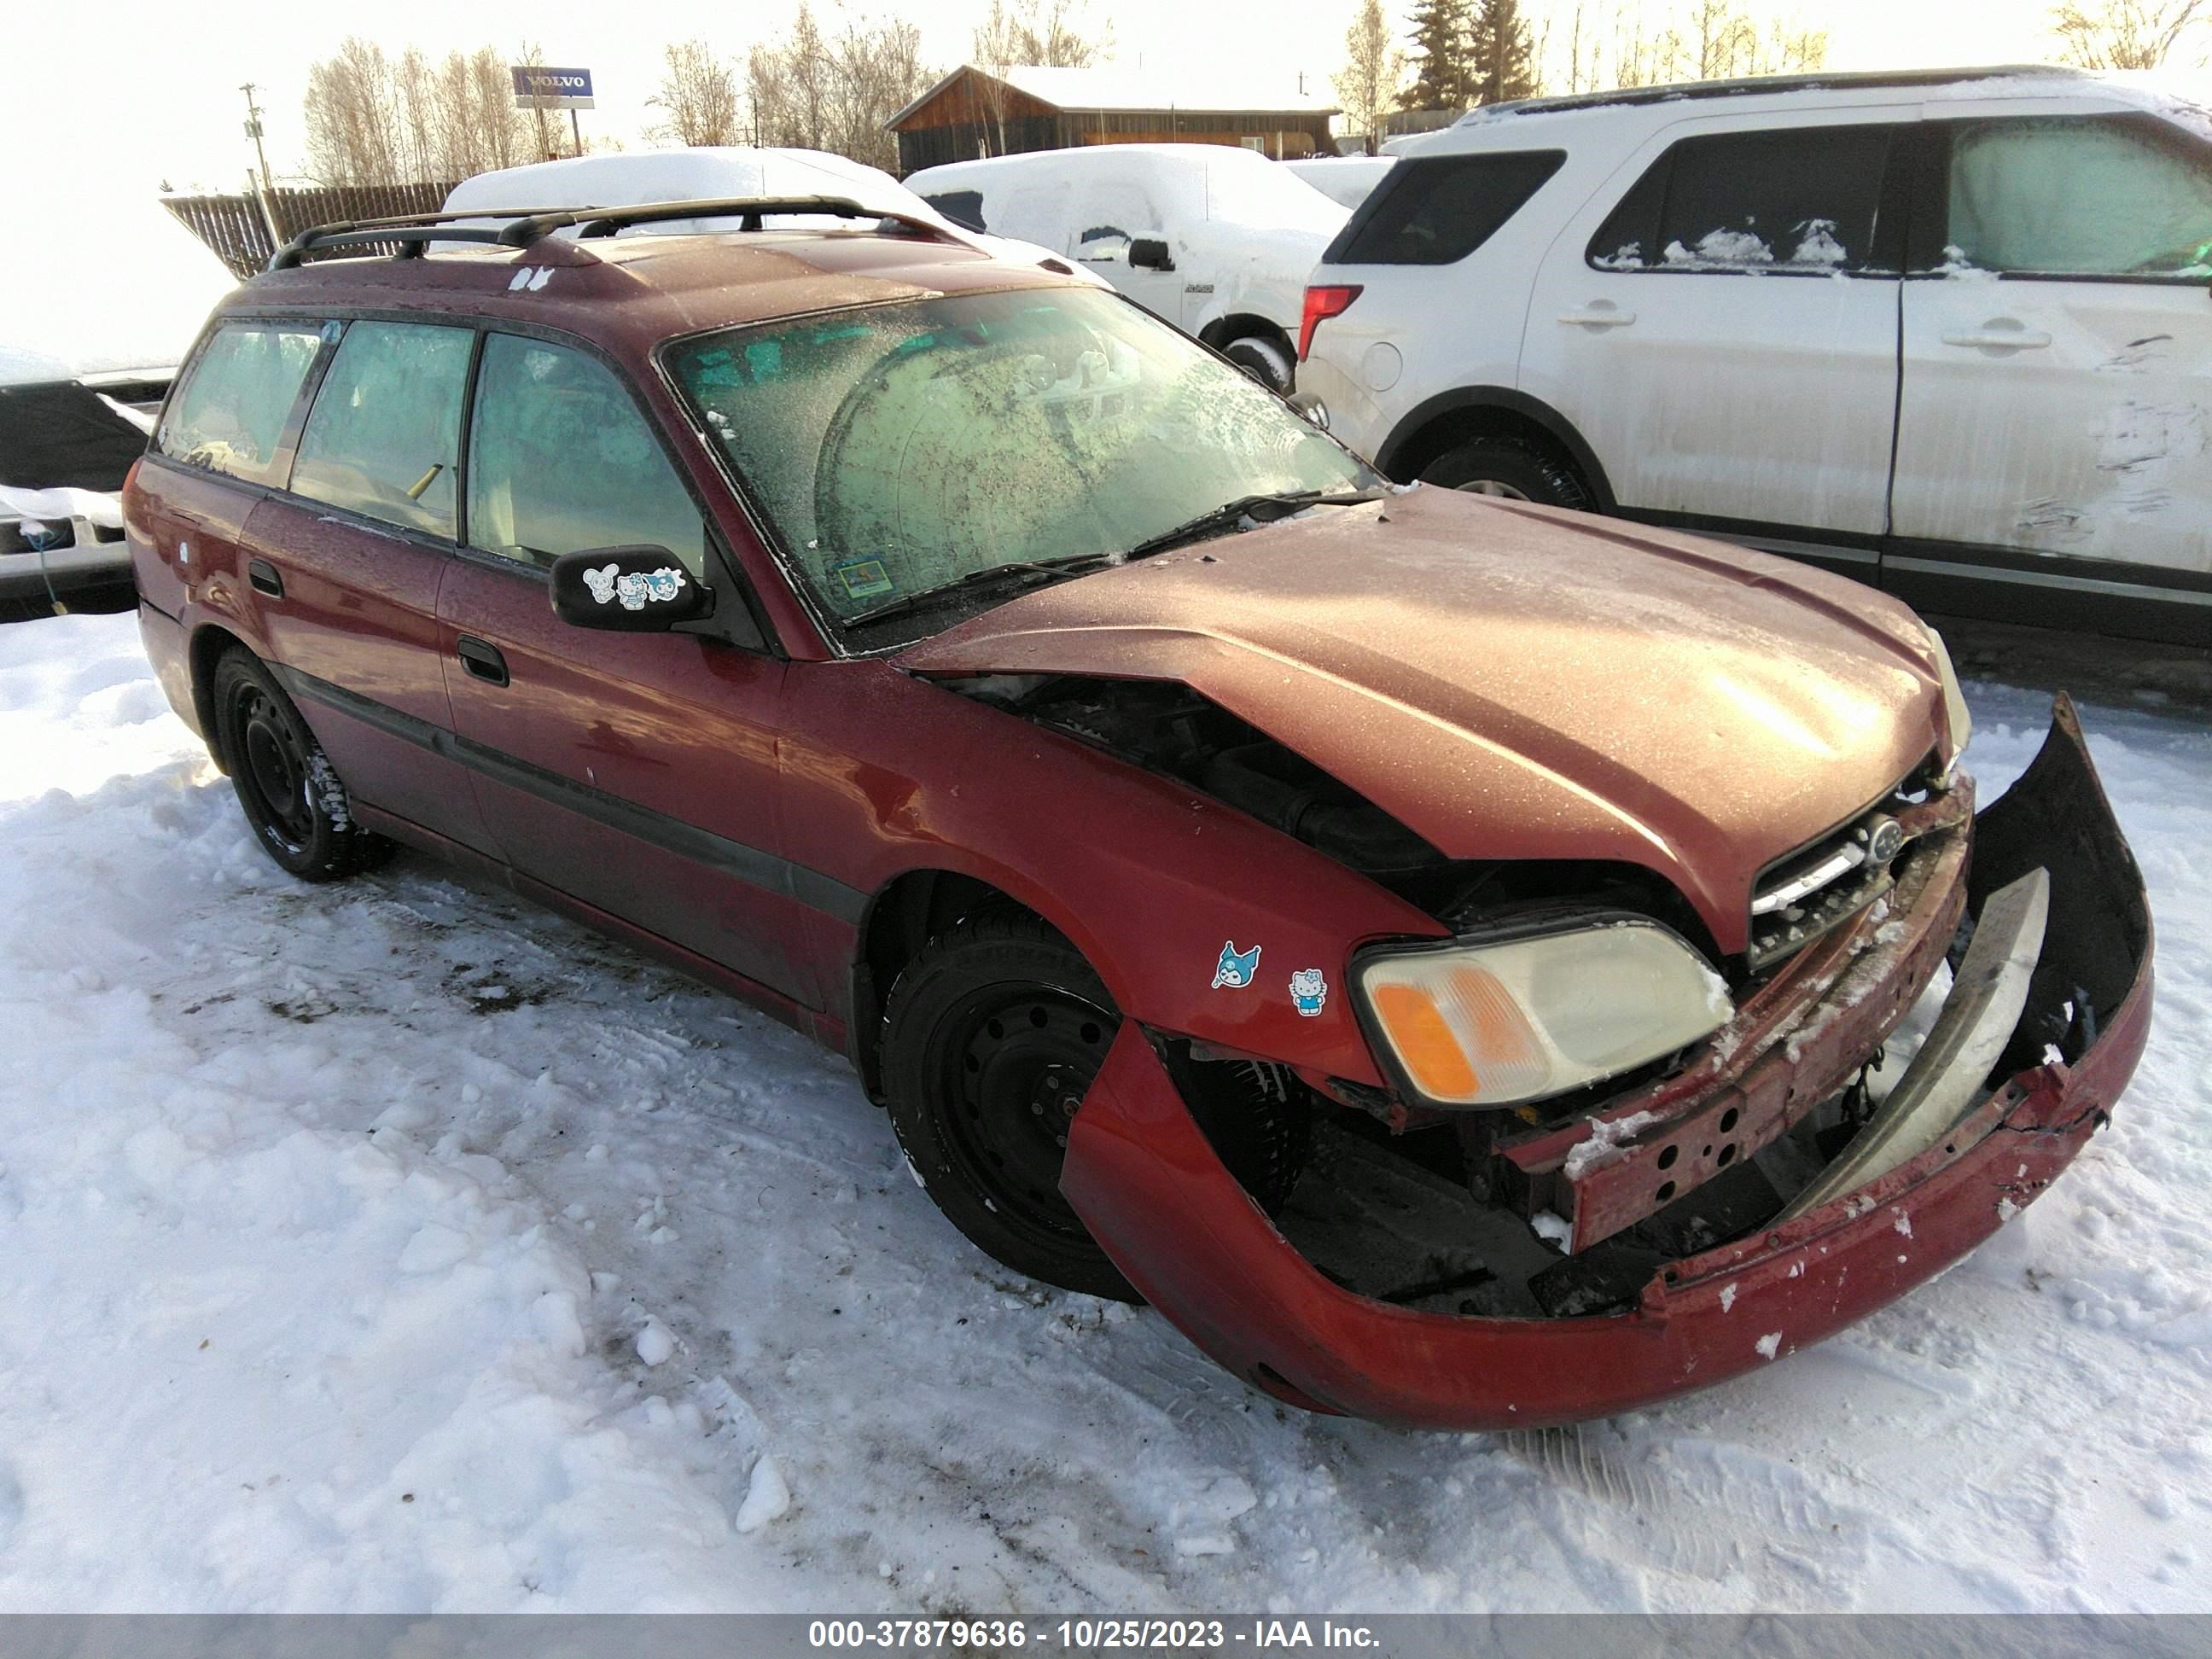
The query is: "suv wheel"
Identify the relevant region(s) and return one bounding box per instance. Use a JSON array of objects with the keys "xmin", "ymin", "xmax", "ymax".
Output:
[
  {"xmin": 211, "ymin": 648, "xmax": 393, "ymax": 882},
  {"xmin": 881, "ymin": 907, "xmax": 1138, "ymax": 1301},
  {"xmin": 1223, "ymin": 335, "xmax": 1295, "ymax": 393},
  {"xmin": 1422, "ymin": 436, "xmax": 1594, "ymax": 510}
]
